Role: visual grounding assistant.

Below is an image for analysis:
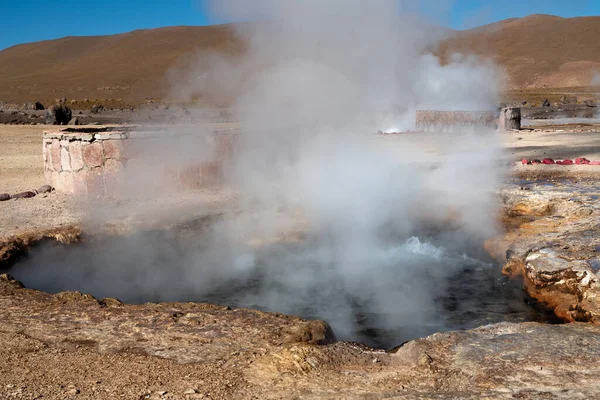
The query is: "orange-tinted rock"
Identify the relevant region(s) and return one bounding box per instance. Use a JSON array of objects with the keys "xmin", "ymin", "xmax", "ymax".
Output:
[
  {"xmin": 497, "ymin": 181, "xmax": 600, "ymax": 324},
  {"xmin": 82, "ymin": 142, "xmax": 103, "ymax": 168}
]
